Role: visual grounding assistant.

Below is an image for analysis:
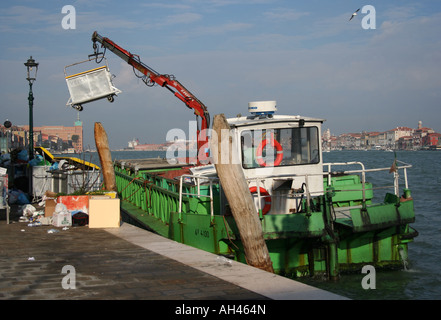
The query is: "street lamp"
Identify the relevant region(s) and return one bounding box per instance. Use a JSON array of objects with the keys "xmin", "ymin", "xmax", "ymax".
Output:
[
  {"xmin": 3, "ymin": 119, "xmax": 11, "ymax": 153},
  {"xmin": 24, "ymin": 56, "xmax": 38, "ymax": 160},
  {"xmin": 3, "ymin": 119, "xmax": 11, "ymax": 129}
]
